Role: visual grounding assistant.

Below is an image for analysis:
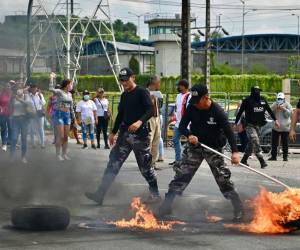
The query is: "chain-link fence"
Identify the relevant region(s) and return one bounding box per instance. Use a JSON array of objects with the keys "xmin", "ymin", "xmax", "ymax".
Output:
[{"xmin": 94, "ymin": 91, "xmax": 300, "ymax": 152}]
